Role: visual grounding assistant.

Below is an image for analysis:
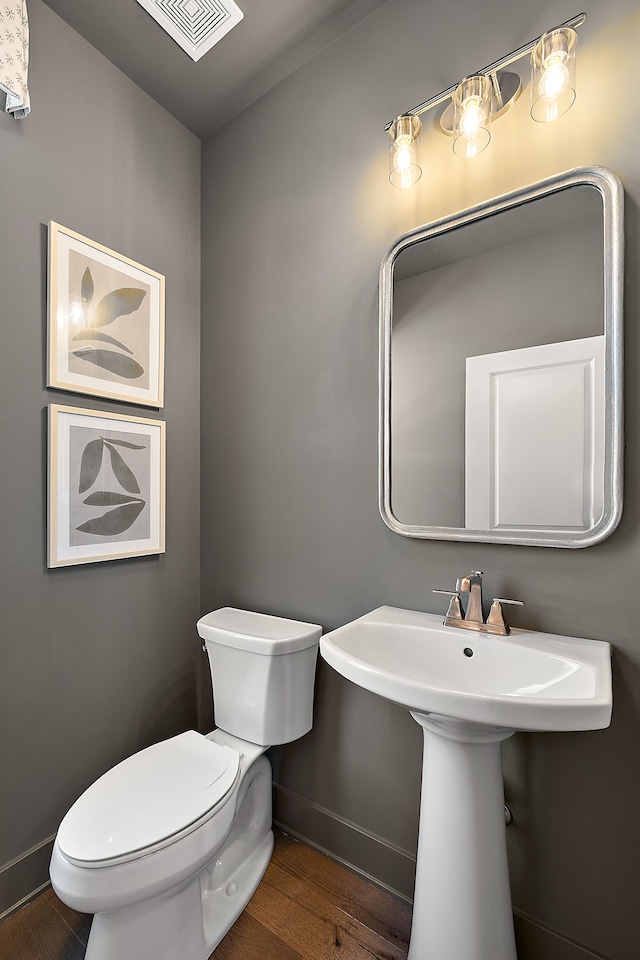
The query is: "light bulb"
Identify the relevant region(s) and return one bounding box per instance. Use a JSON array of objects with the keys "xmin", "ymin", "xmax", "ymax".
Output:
[
  {"xmin": 539, "ymin": 56, "xmax": 569, "ymax": 103},
  {"xmin": 531, "ymin": 27, "xmax": 577, "ymax": 123},
  {"xmin": 459, "ymin": 98, "xmax": 484, "ymax": 139},
  {"xmin": 394, "ymin": 139, "xmax": 414, "ymax": 171},
  {"xmin": 453, "ymin": 76, "xmax": 492, "ymax": 158},
  {"xmin": 393, "ymin": 142, "xmax": 417, "ymax": 187},
  {"xmin": 388, "ymin": 115, "xmax": 422, "ymax": 188}
]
